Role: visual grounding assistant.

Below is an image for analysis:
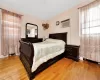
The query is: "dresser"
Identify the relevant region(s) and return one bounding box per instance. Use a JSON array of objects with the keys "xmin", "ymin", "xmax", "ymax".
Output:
[
  {"xmin": 21, "ymin": 38, "xmax": 43, "ymax": 43},
  {"xmin": 65, "ymin": 44, "xmax": 80, "ymax": 61}
]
